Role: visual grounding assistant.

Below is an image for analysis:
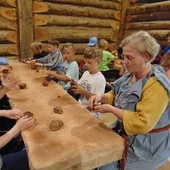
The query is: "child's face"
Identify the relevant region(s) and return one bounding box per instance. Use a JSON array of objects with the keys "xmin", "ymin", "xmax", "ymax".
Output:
[
  {"xmin": 84, "ymin": 58, "xmax": 100, "ymax": 74},
  {"xmin": 167, "ymin": 36, "xmax": 170, "ymax": 45},
  {"xmin": 32, "ymin": 47, "xmax": 41, "ymax": 54},
  {"xmin": 62, "ymin": 48, "xmax": 75, "ymax": 62},
  {"xmin": 47, "ymin": 44, "xmax": 57, "ymax": 53}
]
